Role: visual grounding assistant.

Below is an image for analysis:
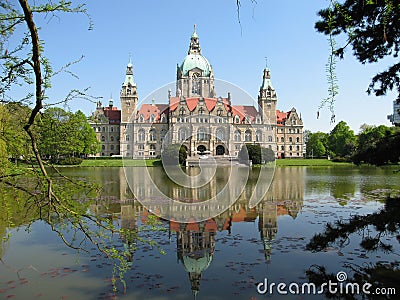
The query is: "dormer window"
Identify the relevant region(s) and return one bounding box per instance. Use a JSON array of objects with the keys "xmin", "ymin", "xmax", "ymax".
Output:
[
  {"xmin": 217, "ymin": 108, "xmax": 223, "ymax": 116},
  {"xmin": 199, "ymin": 107, "xmax": 205, "ymax": 115},
  {"xmin": 150, "ymin": 114, "xmax": 155, "ymax": 123},
  {"xmin": 139, "ymin": 114, "xmax": 144, "ymax": 123},
  {"xmin": 180, "ymin": 107, "xmax": 186, "ymax": 116},
  {"xmin": 235, "ymin": 115, "xmax": 240, "ymax": 124}
]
